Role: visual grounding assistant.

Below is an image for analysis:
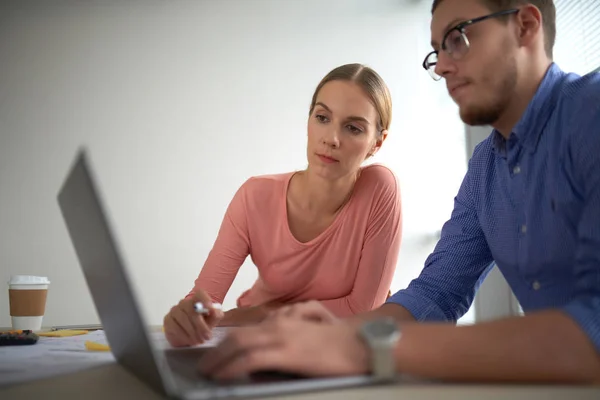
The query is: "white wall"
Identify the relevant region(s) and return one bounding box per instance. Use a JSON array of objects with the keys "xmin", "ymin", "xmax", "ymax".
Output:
[{"xmin": 0, "ymin": 0, "xmax": 467, "ymax": 327}]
